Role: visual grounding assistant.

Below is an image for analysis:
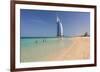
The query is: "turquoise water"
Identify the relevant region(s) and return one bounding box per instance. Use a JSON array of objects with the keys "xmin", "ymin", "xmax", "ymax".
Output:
[{"xmin": 20, "ymin": 37, "xmax": 72, "ymax": 62}]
